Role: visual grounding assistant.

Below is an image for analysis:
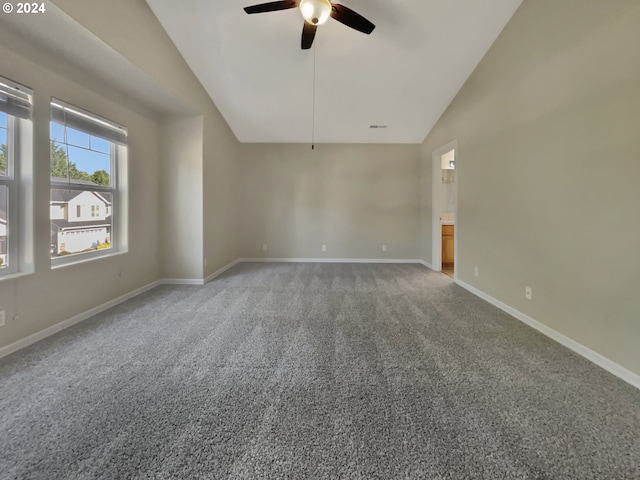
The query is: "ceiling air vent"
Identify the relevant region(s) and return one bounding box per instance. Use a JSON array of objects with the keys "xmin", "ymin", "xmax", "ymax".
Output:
[{"xmin": 369, "ymin": 125, "xmax": 388, "ymax": 129}]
